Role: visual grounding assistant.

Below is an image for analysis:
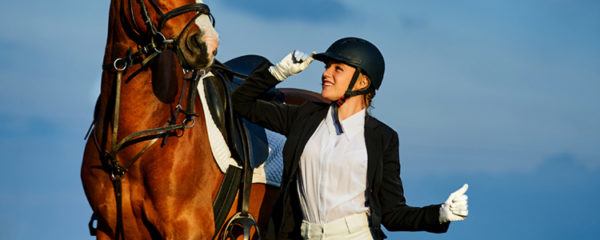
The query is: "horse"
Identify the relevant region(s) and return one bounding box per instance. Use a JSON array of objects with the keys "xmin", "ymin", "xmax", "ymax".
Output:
[{"xmin": 80, "ymin": 0, "xmax": 238, "ymax": 238}]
